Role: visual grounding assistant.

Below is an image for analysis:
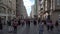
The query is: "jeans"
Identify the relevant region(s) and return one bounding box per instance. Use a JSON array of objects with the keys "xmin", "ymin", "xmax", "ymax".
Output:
[
  {"xmin": 39, "ymin": 30, "xmax": 43, "ymax": 34},
  {"xmin": 14, "ymin": 26, "xmax": 17, "ymax": 33}
]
